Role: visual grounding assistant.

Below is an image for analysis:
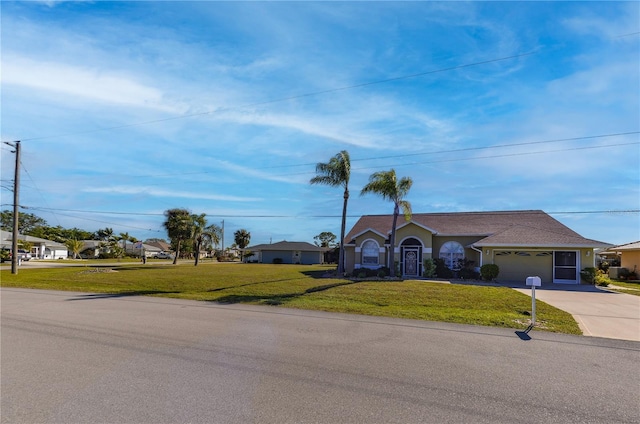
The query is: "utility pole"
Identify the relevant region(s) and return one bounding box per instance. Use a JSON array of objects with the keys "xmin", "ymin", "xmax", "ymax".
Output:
[
  {"xmin": 221, "ymin": 220, "xmax": 225, "ymax": 253},
  {"xmin": 4, "ymin": 141, "xmax": 21, "ymax": 274}
]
